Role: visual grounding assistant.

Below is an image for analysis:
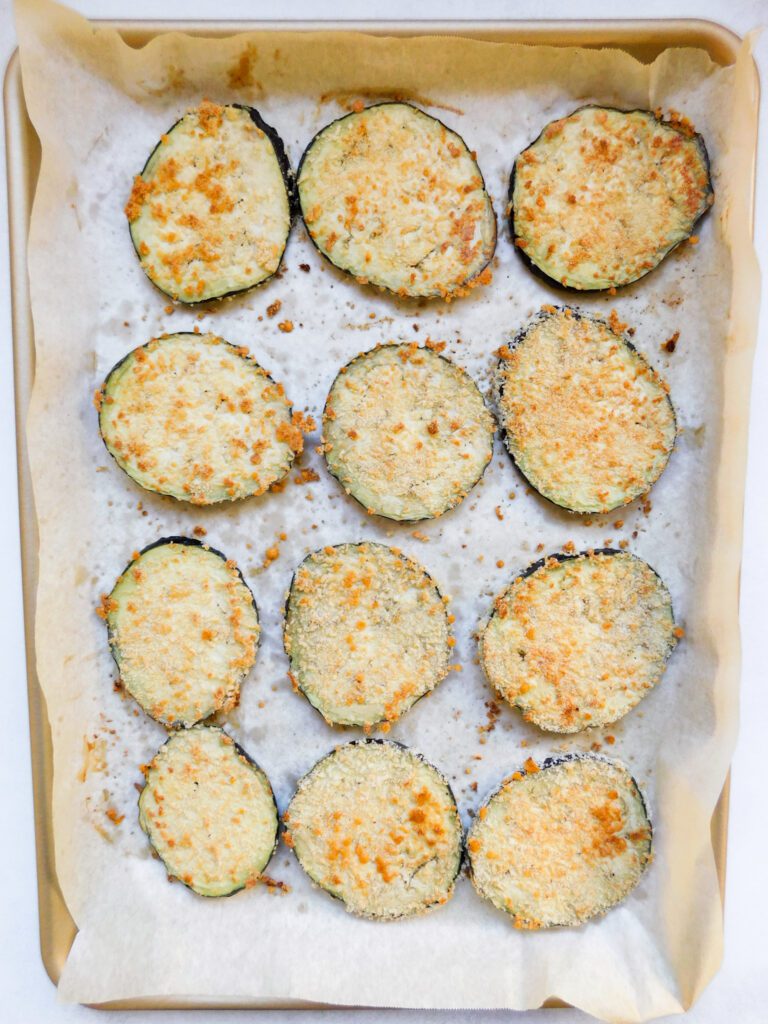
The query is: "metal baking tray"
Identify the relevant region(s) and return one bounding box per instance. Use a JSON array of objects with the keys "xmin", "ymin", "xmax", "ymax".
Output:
[{"xmin": 5, "ymin": 16, "xmax": 753, "ymax": 1010}]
